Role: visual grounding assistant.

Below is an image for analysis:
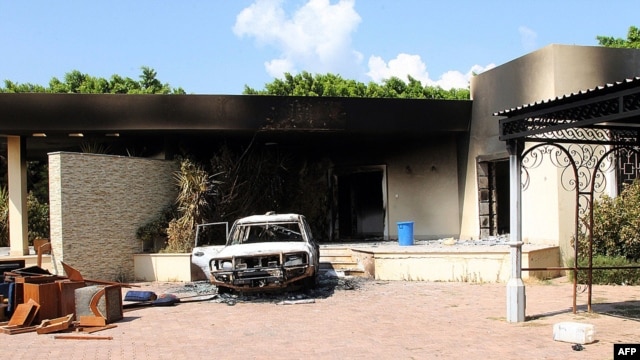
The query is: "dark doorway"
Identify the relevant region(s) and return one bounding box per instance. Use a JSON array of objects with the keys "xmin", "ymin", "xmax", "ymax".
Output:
[
  {"xmin": 494, "ymin": 161, "xmax": 510, "ymax": 234},
  {"xmin": 477, "ymin": 159, "xmax": 510, "ymax": 237},
  {"xmin": 332, "ymin": 168, "xmax": 386, "ymax": 240}
]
